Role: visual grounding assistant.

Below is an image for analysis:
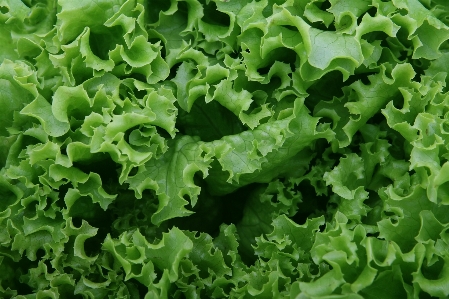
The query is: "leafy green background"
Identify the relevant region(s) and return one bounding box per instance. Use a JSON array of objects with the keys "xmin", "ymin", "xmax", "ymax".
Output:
[{"xmin": 1, "ymin": 0, "xmax": 449, "ymax": 298}]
